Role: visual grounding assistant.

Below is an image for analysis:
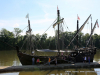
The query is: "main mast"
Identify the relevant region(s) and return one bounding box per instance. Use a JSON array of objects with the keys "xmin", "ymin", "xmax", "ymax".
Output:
[
  {"xmin": 57, "ymin": 7, "xmax": 60, "ymax": 56},
  {"xmin": 53, "ymin": 7, "xmax": 64, "ymax": 56}
]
